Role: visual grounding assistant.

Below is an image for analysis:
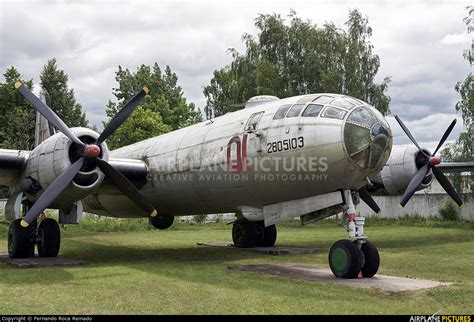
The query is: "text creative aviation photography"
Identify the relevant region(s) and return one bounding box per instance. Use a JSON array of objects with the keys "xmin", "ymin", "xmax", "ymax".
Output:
[{"xmin": 0, "ymin": 0, "xmax": 473, "ymax": 318}]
